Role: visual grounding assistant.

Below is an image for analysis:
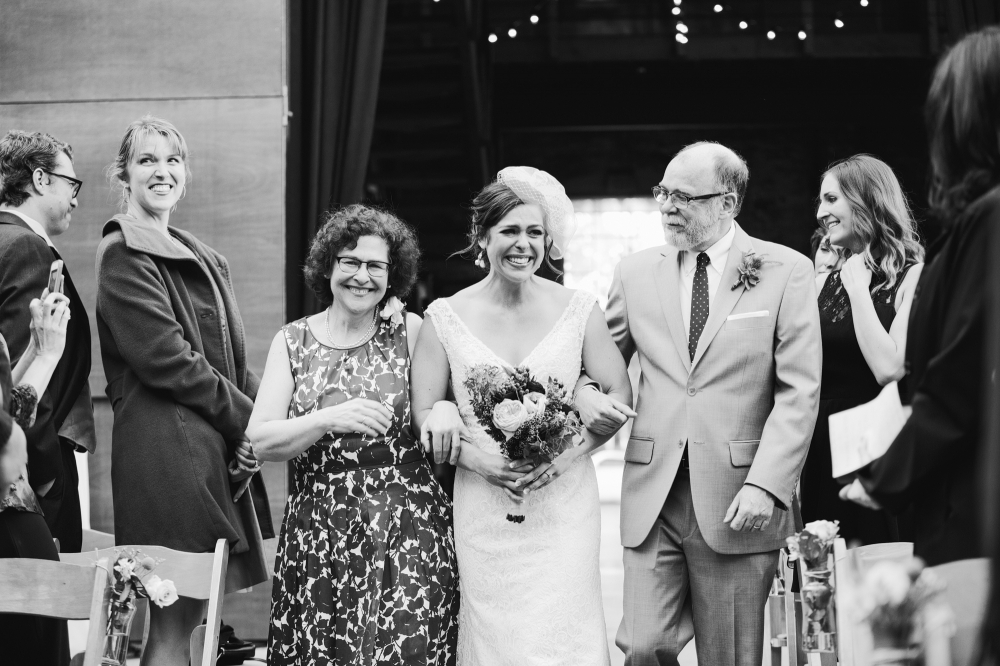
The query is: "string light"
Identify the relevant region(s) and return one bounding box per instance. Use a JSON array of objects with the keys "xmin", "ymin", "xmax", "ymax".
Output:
[
  {"xmin": 673, "ymin": 0, "xmax": 682, "ymax": 5},
  {"xmin": 834, "ymin": 19, "xmax": 844, "ymax": 28},
  {"xmin": 675, "ymin": 33, "xmax": 689, "ymax": 44},
  {"xmin": 714, "ymin": 4, "xmax": 723, "ymax": 12},
  {"xmin": 767, "ymin": 30, "xmax": 776, "ymax": 40},
  {"xmin": 676, "ymin": 22, "xmax": 688, "ymax": 34},
  {"xmin": 860, "ymin": 0, "xmax": 869, "ymax": 5},
  {"xmin": 672, "ymin": 6, "xmax": 681, "ymax": 15},
  {"xmin": 488, "ymin": 33, "xmax": 497, "ymax": 43},
  {"xmin": 798, "ymin": 30, "xmax": 807, "ymax": 40},
  {"xmin": 530, "ymin": 14, "xmax": 539, "ymax": 24},
  {"xmin": 508, "ymin": 27, "xmax": 517, "ymax": 37},
  {"xmin": 739, "ymin": 21, "xmax": 748, "ymax": 29}
]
